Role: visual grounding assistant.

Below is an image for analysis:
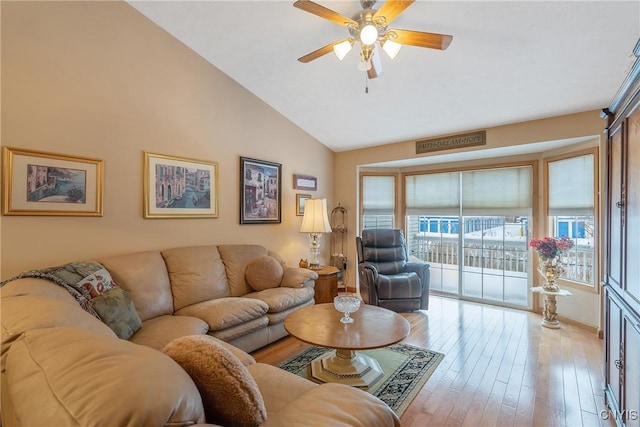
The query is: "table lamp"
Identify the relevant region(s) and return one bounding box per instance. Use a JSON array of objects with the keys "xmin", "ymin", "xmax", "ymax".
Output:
[{"xmin": 300, "ymin": 198, "xmax": 332, "ymax": 270}]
